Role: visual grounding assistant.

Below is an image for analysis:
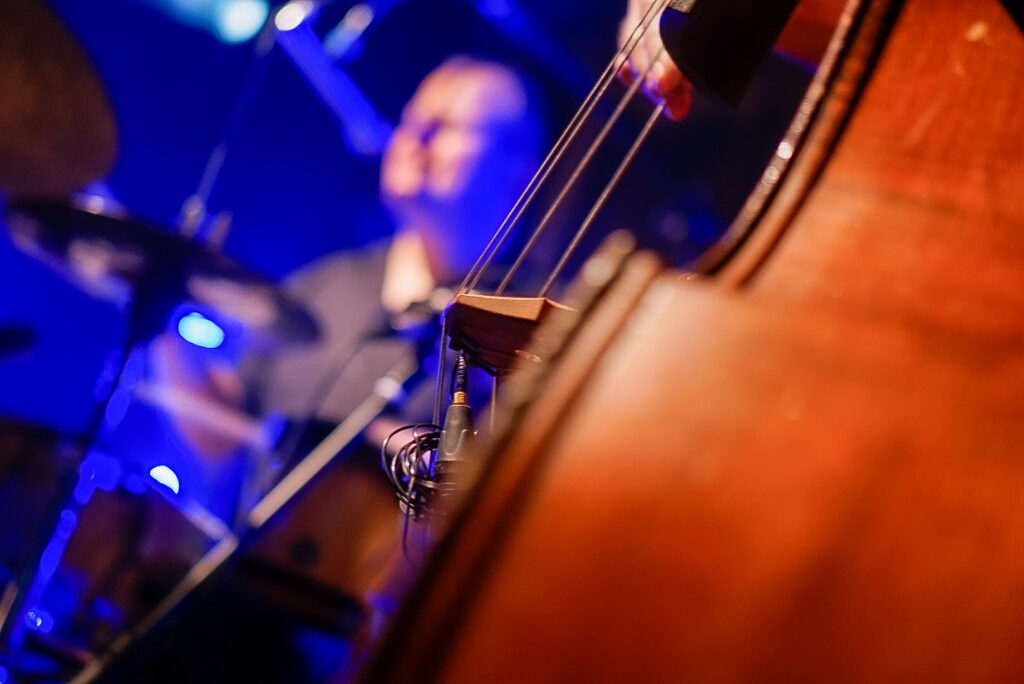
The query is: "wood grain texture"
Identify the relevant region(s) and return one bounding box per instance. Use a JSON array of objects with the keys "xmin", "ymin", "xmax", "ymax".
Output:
[
  {"xmin": 448, "ymin": 294, "xmax": 576, "ymax": 374},
  {"xmin": 744, "ymin": 0, "xmax": 1024, "ymax": 343},
  {"xmin": 356, "ymin": 0, "xmax": 1024, "ymax": 681},
  {"xmin": 437, "ymin": 280, "xmax": 1024, "ymax": 682}
]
